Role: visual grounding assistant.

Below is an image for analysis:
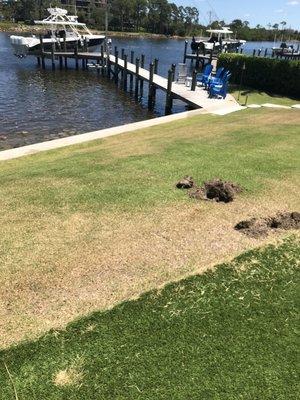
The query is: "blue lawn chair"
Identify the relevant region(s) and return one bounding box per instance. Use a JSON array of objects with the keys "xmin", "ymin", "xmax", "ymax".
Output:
[
  {"xmin": 209, "ymin": 73, "xmax": 231, "ymax": 99},
  {"xmin": 197, "ymin": 64, "xmax": 213, "ymax": 87},
  {"xmin": 207, "ymin": 67, "xmax": 225, "ymax": 88}
]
